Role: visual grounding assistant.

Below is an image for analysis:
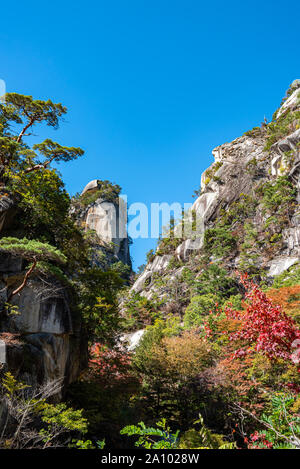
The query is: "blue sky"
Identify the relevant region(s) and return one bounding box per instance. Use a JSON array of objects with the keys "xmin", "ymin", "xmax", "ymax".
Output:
[{"xmin": 1, "ymin": 0, "xmax": 299, "ymax": 269}]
